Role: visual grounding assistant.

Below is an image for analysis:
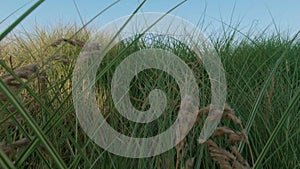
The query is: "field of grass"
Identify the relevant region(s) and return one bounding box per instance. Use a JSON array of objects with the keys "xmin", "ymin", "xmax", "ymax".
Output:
[{"xmin": 0, "ymin": 2, "xmax": 299, "ymax": 169}]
